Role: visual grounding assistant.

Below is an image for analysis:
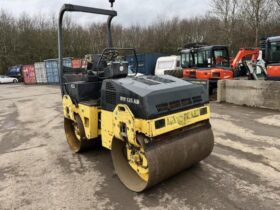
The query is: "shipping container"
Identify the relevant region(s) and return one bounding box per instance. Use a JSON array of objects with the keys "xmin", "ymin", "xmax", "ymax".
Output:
[
  {"xmin": 126, "ymin": 53, "xmax": 164, "ymax": 75},
  {"xmin": 63, "ymin": 58, "xmax": 72, "ymax": 68},
  {"xmin": 45, "ymin": 59, "xmax": 59, "ymax": 84},
  {"xmin": 35, "ymin": 62, "xmax": 47, "ymax": 84},
  {"xmin": 72, "ymin": 59, "xmax": 82, "ymax": 68},
  {"xmin": 44, "ymin": 58, "xmax": 72, "ymax": 84},
  {"xmin": 23, "ymin": 65, "xmax": 36, "ymax": 84}
]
